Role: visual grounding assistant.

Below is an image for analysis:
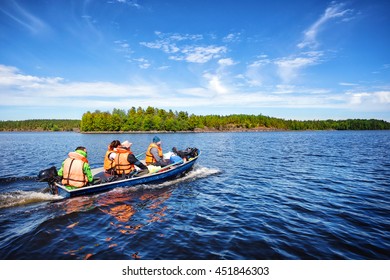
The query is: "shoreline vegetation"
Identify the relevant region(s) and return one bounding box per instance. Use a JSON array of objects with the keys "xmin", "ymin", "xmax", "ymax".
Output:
[{"xmin": 1, "ymin": 106, "xmax": 390, "ymax": 132}]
